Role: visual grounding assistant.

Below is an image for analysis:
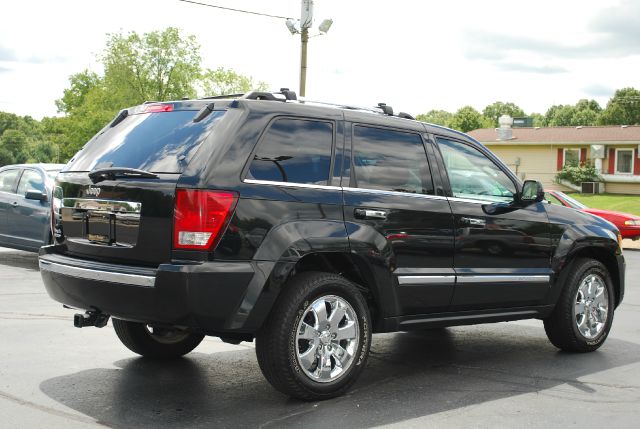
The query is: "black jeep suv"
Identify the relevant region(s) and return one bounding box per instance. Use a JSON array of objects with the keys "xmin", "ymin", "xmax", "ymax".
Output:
[{"xmin": 40, "ymin": 90, "xmax": 625, "ymax": 400}]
